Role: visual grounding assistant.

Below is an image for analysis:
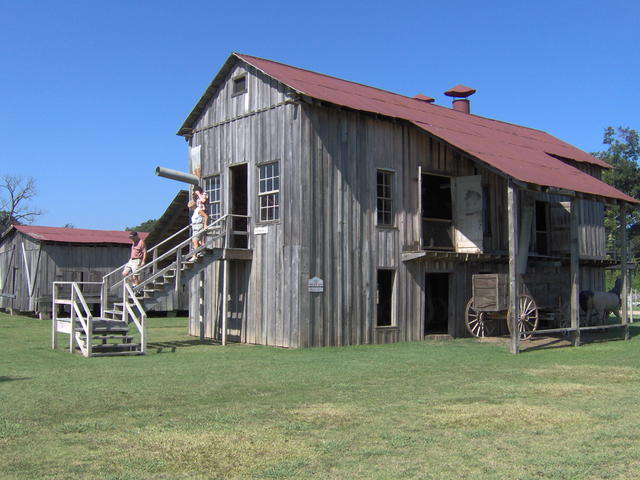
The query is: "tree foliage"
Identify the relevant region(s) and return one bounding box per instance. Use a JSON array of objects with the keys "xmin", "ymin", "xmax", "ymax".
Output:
[
  {"xmin": 593, "ymin": 127, "xmax": 640, "ymax": 259},
  {"xmin": 0, "ymin": 175, "xmax": 43, "ymax": 231},
  {"xmin": 125, "ymin": 218, "xmax": 157, "ymax": 233}
]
